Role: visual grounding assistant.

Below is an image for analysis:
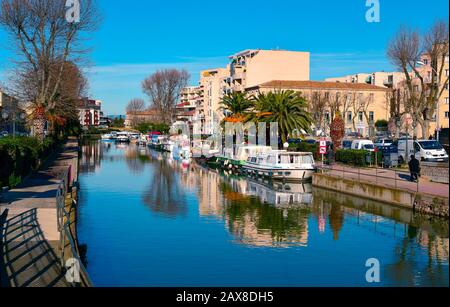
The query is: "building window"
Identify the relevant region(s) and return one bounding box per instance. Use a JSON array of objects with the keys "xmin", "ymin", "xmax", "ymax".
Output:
[
  {"xmin": 359, "ymin": 112, "xmax": 364, "ymax": 122},
  {"xmin": 445, "ymin": 97, "xmax": 449, "ymax": 104},
  {"xmin": 325, "ymin": 112, "xmax": 330, "ymax": 124},
  {"xmin": 369, "ymin": 112, "xmax": 374, "ymax": 123},
  {"xmin": 445, "ymin": 112, "xmax": 449, "ymax": 119},
  {"xmin": 446, "ymin": 69, "xmax": 449, "ymax": 77},
  {"xmin": 423, "ymin": 59, "xmax": 428, "ymax": 65},
  {"xmin": 347, "ymin": 112, "xmax": 352, "ymax": 123}
]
